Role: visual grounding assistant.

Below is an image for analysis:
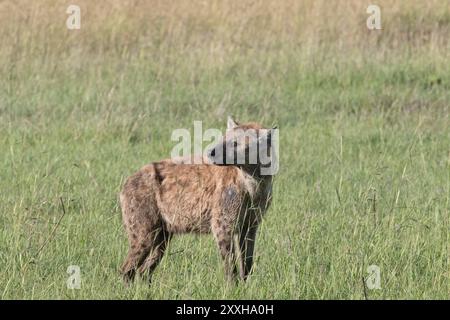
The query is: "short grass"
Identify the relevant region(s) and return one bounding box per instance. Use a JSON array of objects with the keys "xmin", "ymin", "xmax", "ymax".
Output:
[{"xmin": 0, "ymin": 0, "xmax": 449, "ymax": 299}]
